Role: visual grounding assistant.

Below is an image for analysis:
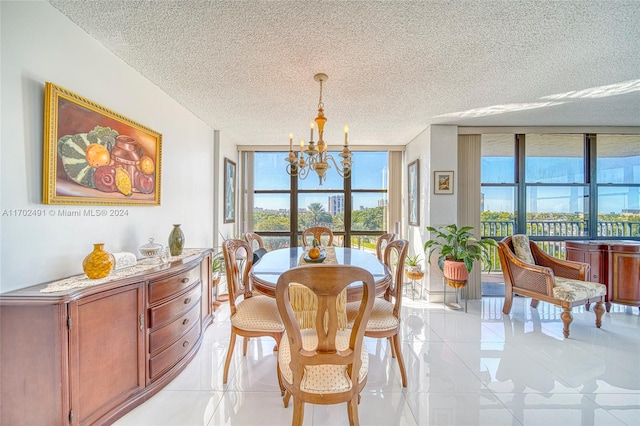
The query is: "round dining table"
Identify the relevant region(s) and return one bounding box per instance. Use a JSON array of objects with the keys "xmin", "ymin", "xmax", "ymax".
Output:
[{"xmin": 250, "ymin": 247, "xmax": 392, "ymax": 301}]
